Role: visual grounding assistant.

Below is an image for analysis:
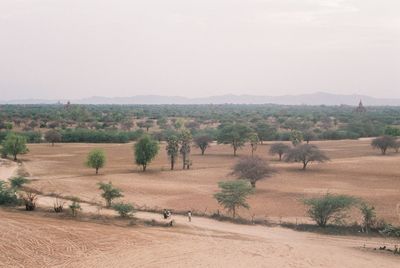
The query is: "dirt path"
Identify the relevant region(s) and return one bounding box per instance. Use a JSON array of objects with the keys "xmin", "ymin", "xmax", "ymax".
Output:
[{"xmin": 32, "ymin": 195, "xmax": 400, "ymax": 268}]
